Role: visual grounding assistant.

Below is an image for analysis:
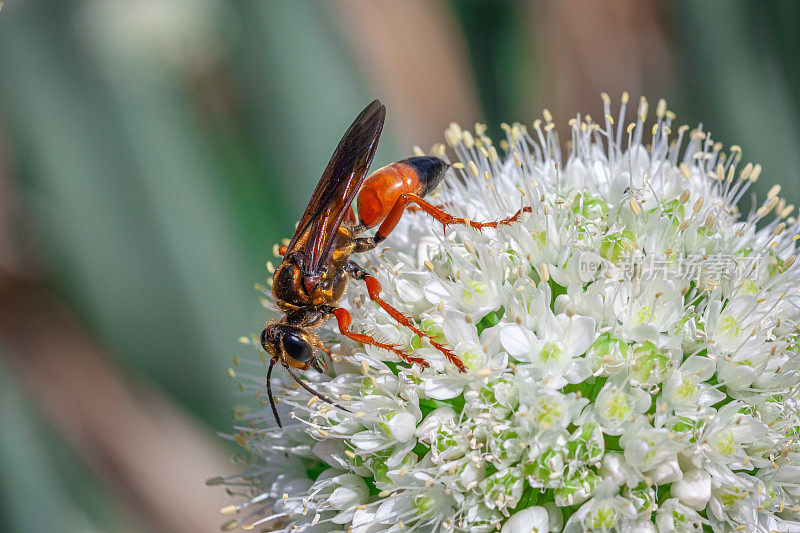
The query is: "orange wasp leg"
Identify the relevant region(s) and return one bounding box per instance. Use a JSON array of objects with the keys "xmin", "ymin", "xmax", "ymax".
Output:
[
  {"xmin": 406, "ymin": 203, "xmax": 446, "ymax": 213},
  {"xmin": 363, "ymin": 273, "xmax": 467, "ymax": 373},
  {"xmin": 331, "ymin": 308, "xmax": 429, "ymax": 369},
  {"xmin": 316, "ymin": 344, "xmax": 331, "ymax": 372},
  {"xmin": 373, "ymin": 193, "xmax": 532, "ymax": 245},
  {"xmin": 343, "ymin": 260, "xmax": 466, "ymax": 372}
]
